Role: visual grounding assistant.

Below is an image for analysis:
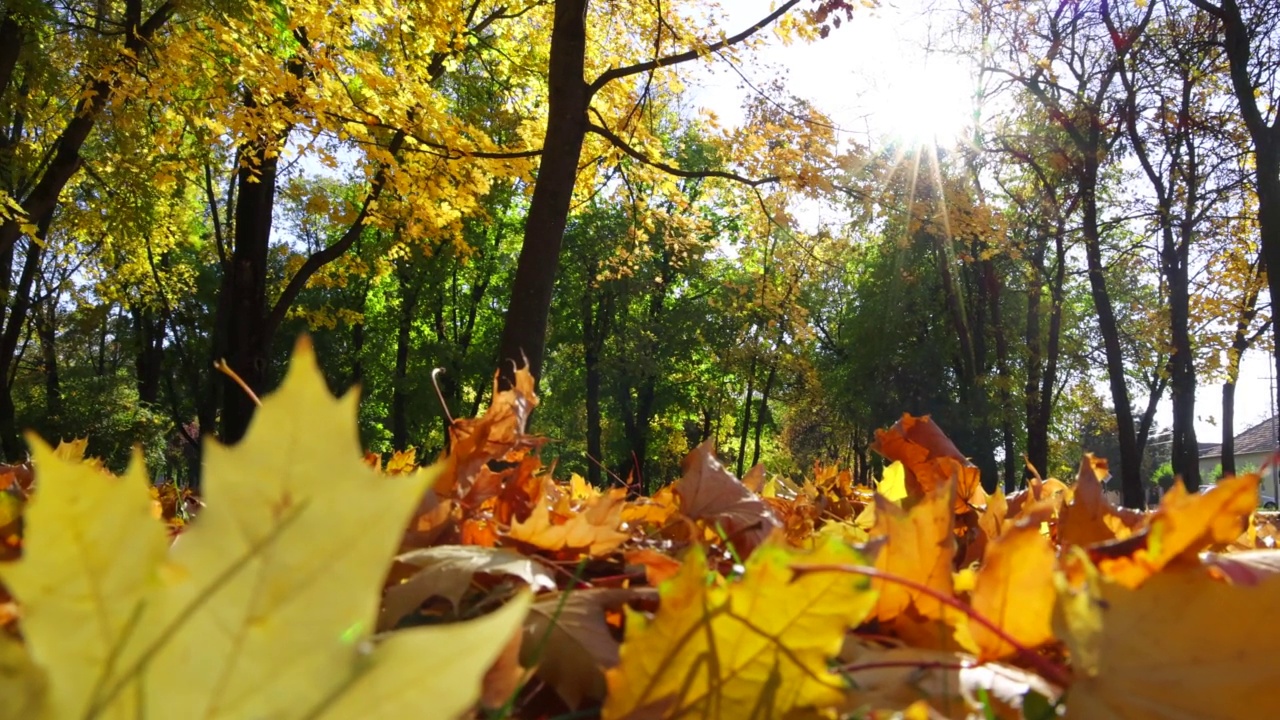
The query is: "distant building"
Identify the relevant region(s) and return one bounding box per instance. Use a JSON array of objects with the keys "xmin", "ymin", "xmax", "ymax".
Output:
[{"xmin": 1198, "ymin": 414, "xmax": 1280, "ymax": 500}]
